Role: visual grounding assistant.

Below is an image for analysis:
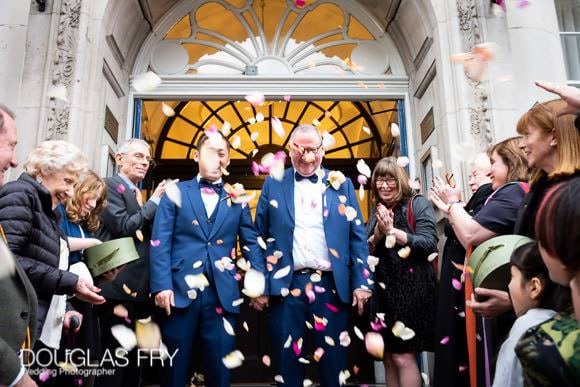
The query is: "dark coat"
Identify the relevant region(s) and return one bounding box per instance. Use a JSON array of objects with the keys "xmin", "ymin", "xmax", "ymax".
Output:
[
  {"xmin": 0, "ymin": 250, "xmax": 38, "ymax": 384},
  {"xmin": 96, "ymin": 174, "xmax": 157, "ymax": 303},
  {"xmin": 0, "ymin": 173, "xmax": 78, "ymax": 339}
]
